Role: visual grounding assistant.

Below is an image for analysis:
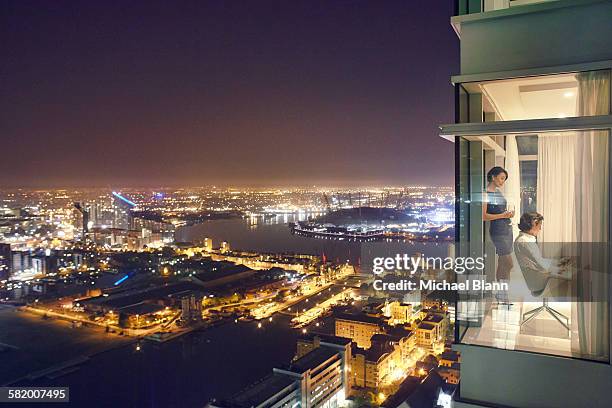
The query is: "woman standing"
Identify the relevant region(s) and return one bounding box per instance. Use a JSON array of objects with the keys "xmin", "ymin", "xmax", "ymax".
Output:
[{"xmin": 483, "ymin": 166, "xmax": 515, "ymax": 283}]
